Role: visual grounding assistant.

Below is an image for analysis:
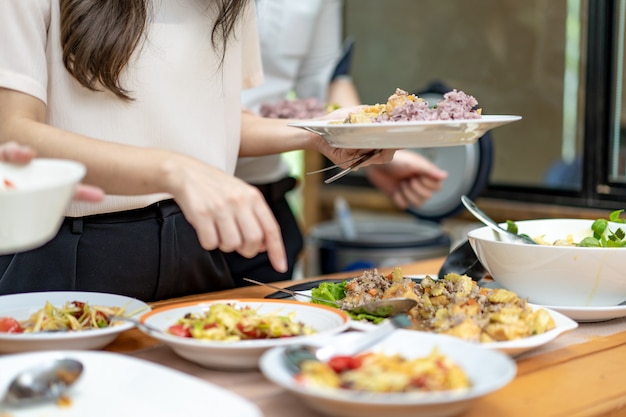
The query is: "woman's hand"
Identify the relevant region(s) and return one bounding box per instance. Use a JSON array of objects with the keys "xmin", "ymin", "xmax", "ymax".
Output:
[
  {"xmin": 312, "ymin": 106, "xmax": 396, "ymax": 168},
  {"xmin": 162, "ymin": 155, "xmax": 287, "ymax": 273}
]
